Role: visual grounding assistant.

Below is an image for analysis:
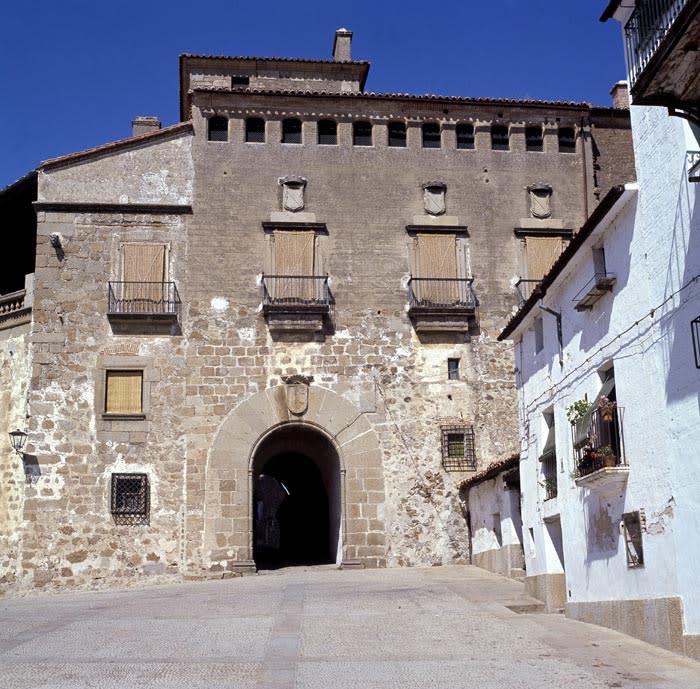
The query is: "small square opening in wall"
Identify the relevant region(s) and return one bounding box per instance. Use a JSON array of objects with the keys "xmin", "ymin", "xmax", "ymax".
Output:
[
  {"xmin": 111, "ymin": 473, "xmax": 149, "ymax": 525},
  {"xmin": 447, "ymin": 358, "xmax": 460, "ymax": 380},
  {"xmin": 441, "ymin": 425, "xmax": 476, "ymax": 471},
  {"xmin": 622, "ymin": 511, "xmax": 644, "ymax": 568},
  {"xmin": 534, "ymin": 317, "xmax": 544, "ymax": 353},
  {"xmin": 105, "ymin": 370, "xmax": 143, "ymax": 416}
]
